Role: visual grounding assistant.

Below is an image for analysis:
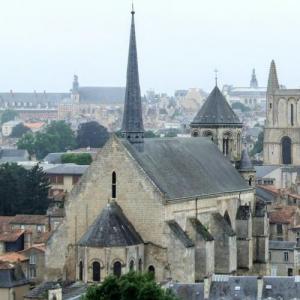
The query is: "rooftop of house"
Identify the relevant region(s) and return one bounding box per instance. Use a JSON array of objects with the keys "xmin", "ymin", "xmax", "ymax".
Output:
[
  {"xmin": 79, "ymin": 201, "xmax": 143, "ymax": 248},
  {"xmin": 256, "ymin": 186, "xmax": 277, "ymax": 204},
  {"xmin": 0, "ymin": 252, "xmax": 29, "ymax": 263},
  {"xmin": 10, "ymin": 214, "xmax": 48, "ymax": 225},
  {"xmin": 121, "ymin": 137, "xmax": 251, "ymax": 200},
  {"xmin": 0, "ymin": 229, "xmax": 24, "ymax": 242},
  {"xmin": 44, "ymin": 164, "xmax": 89, "ymax": 175},
  {"xmin": 269, "ymin": 240, "xmax": 296, "ymax": 251},
  {"xmin": 269, "ymin": 205, "xmax": 298, "ymax": 224},
  {"xmin": 0, "ymin": 262, "xmax": 29, "ymax": 288},
  {"xmin": 0, "ymin": 148, "xmax": 29, "ymax": 163},
  {"xmin": 254, "ymin": 165, "xmax": 280, "ymax": 178}
]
